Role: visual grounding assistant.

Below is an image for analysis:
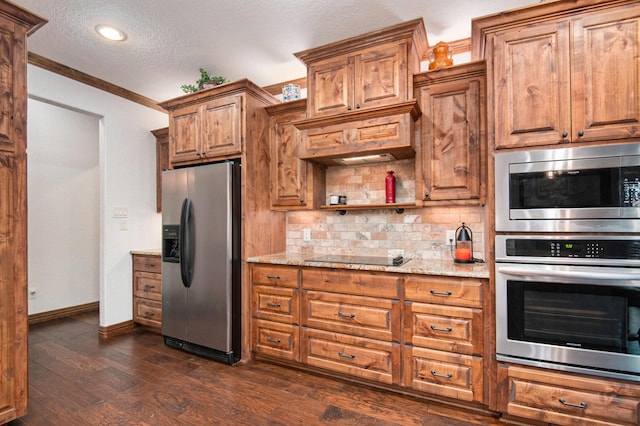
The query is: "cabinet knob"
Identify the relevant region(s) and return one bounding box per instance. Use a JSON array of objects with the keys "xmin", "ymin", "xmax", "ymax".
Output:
[
  {"xmin": 424, "ymin": 191, "xmax": 430, "ymax": 199},
  {"xmin": 347, "ymin": 106, "xmax": 352, "ymax": 111},
  {"xmin": 562, "ymin": 131, "xmax": 568, "ymax": 138},
  {"xmin": 578, "ymin": 130, "xmax": 584, "ymax": 137},
  {"xmin": 299, "ymin": 199, "xmax": 305, "ymax": 204},
  {"xmin": 355, "ymin": 104, "xmax": 360, "ymax": 109}
]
